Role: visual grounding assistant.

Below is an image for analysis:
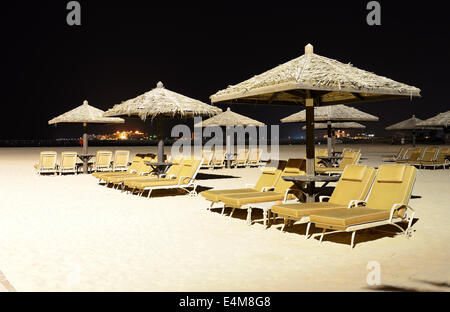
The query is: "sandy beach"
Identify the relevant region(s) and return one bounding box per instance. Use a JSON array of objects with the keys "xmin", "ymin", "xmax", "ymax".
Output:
[{"xmin": 0, "ymin": 144, "xmax": 449, "ymax": 292}]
